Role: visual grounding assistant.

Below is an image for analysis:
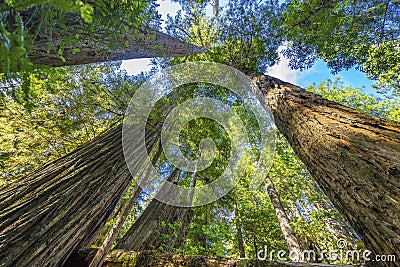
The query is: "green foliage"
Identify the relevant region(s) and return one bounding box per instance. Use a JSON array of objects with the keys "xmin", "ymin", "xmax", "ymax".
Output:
[
  {"xmin": 281, "ymin": 0, "xmax": 400, "ymax": 93},
  {"xmin": 363, "ymin": 41, "xmax": 400, "ymax": 94},
  {"xmin": 1, "ymin": 0, "xmax": 89, "ymax": 74},
  {"xmin": 0, "ymin": 62, "xmax": 145, "ymax": 186},
  {"xmin": 156, "ymin": 221, "xmax": 184, "ymax": 252},
  {"xmin": 0, "ymin": 0, "xmax": 157, "ymax": 75},
  {"xmin": 0, "ymin": 10, "xmax": 30, "ymax": 75},
  {"xmin": 148, "ymin": 82, "xmax": 263, "ymax": 189},
  {"xmin": 307, "ymin": 78, "xmax": 400, "ymax": 122},
  {"xmin": 166, "ymin": 0, "xmax": 281, "ymax": 72},
  {"xmin": 183, "ymin": 149, "xmax": 288, "ymax": 259}
]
